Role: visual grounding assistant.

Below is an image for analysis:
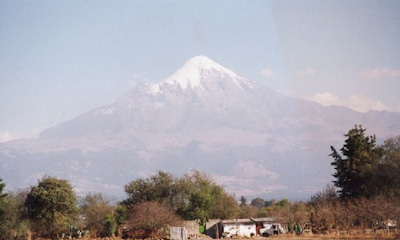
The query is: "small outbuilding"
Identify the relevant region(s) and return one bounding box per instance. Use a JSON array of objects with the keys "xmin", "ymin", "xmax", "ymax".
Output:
[
  {"xmin": 251, "ymin": 217, "xmax": 286, "ymax": 236},
  {"xmin": 221, "ymin": 219, "xmax": 257, "ymax": 238}
]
